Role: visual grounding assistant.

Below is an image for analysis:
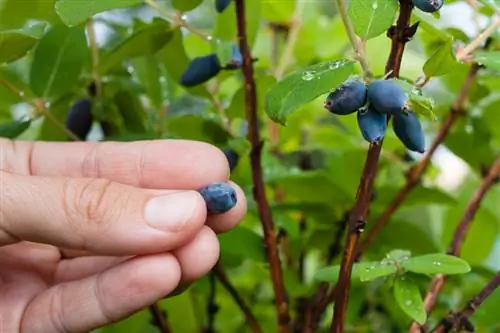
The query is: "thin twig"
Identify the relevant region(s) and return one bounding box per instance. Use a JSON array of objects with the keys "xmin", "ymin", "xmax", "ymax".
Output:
[
  {"xmin": 204, "ymin": 272, "xmax": 218, "ymax": 333},
  {"xmin": 408, "ymin": 158, "xmax": 500, "ymax": 333},
  {"xmin": 431, "ymin": 271, "xmax": 500, "ymax": 333},
  {"xmin": 86, "ymin": 19, "xmax": 102, "ymax": 99},
  {"xmin": 213, "ymin": 263, "xmax": 263, "ymax": 333},
  {"xmin": 234, "ymin": 1, "xmax": 290, "ymax": 332},
  {"xmin": 149, "ymin": 303, "xmax": 173, "ymax": 333},
  {"xmin": 329, "ymin": 1, "xmax": 414, "ymax": 332},
  {"xmin": 457, "ymin": 17, "xmax": 500, "ymax": 62},
  {"xmin": 356, "ymin": 63, "xmax": 480, "ymax": 258}
]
